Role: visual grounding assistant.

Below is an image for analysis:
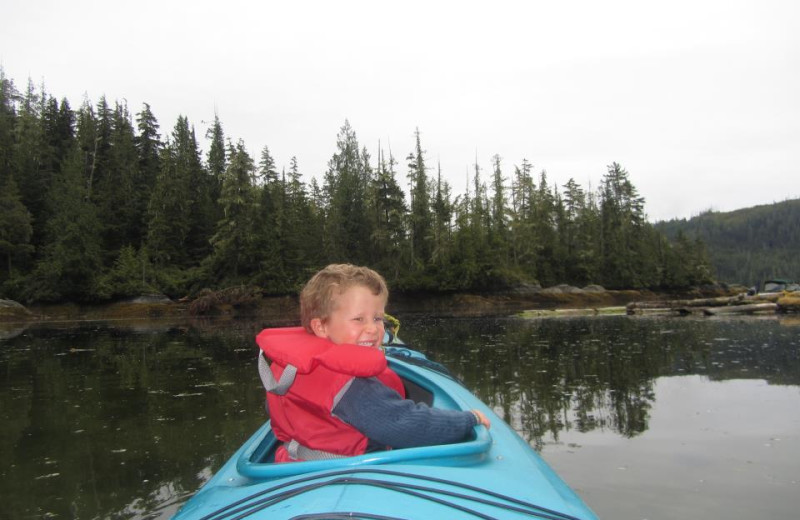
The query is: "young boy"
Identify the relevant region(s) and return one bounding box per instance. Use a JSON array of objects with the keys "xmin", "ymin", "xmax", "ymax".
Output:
[{"xmin": 256, "ymin": 263, "xmax": 490, "ymax": 462}]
